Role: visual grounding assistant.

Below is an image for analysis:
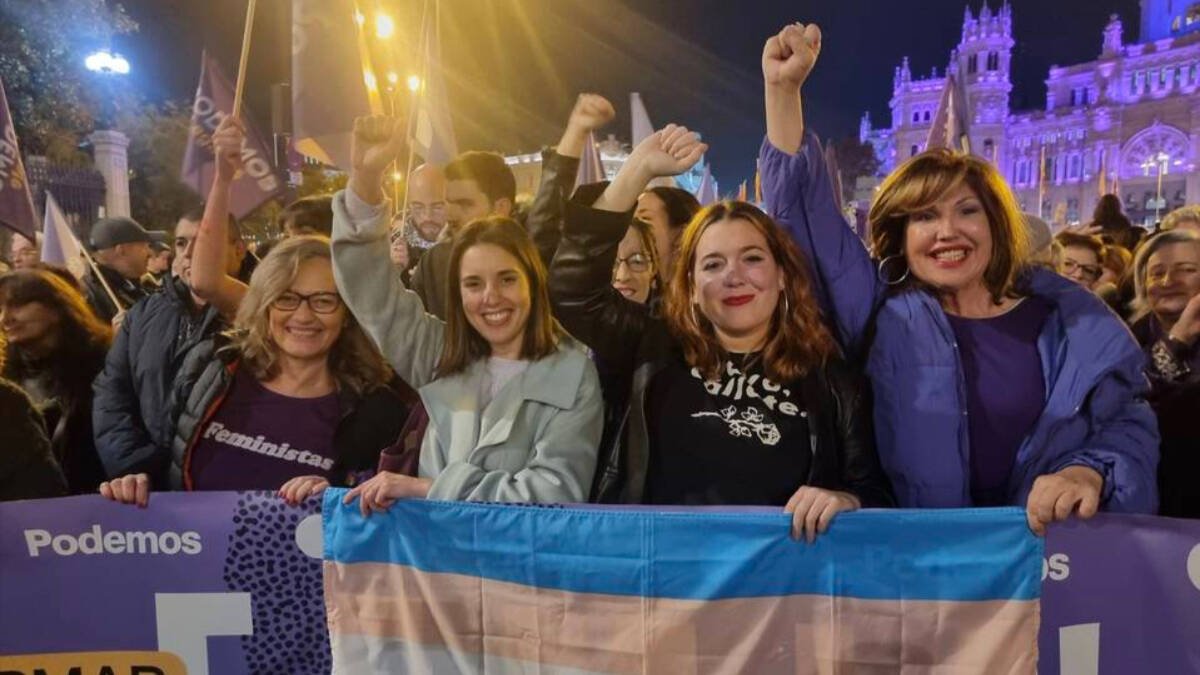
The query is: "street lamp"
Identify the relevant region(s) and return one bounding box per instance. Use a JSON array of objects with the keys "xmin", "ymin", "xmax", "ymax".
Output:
[
  {"xmin": 375, "ymin": 13, "xmax": 396, "ymax": 39},
  {"xmin": 407, "ymin": 75, "xmax": 422, "ymax": 93},
  {"xmin": 1140, "ymin": 151, "xmax": 1170, "ymax": 223},
  {"xmin": 84, "ymin": 50, "xmax": 130, "ymax": 75}
]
